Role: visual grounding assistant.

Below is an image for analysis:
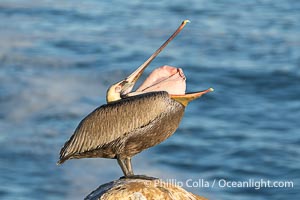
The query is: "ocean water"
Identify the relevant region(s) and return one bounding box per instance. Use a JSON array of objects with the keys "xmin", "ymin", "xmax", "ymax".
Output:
[{"xmin": 0, "ymin": 0, "xmax": 299, "ymax": 199}]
